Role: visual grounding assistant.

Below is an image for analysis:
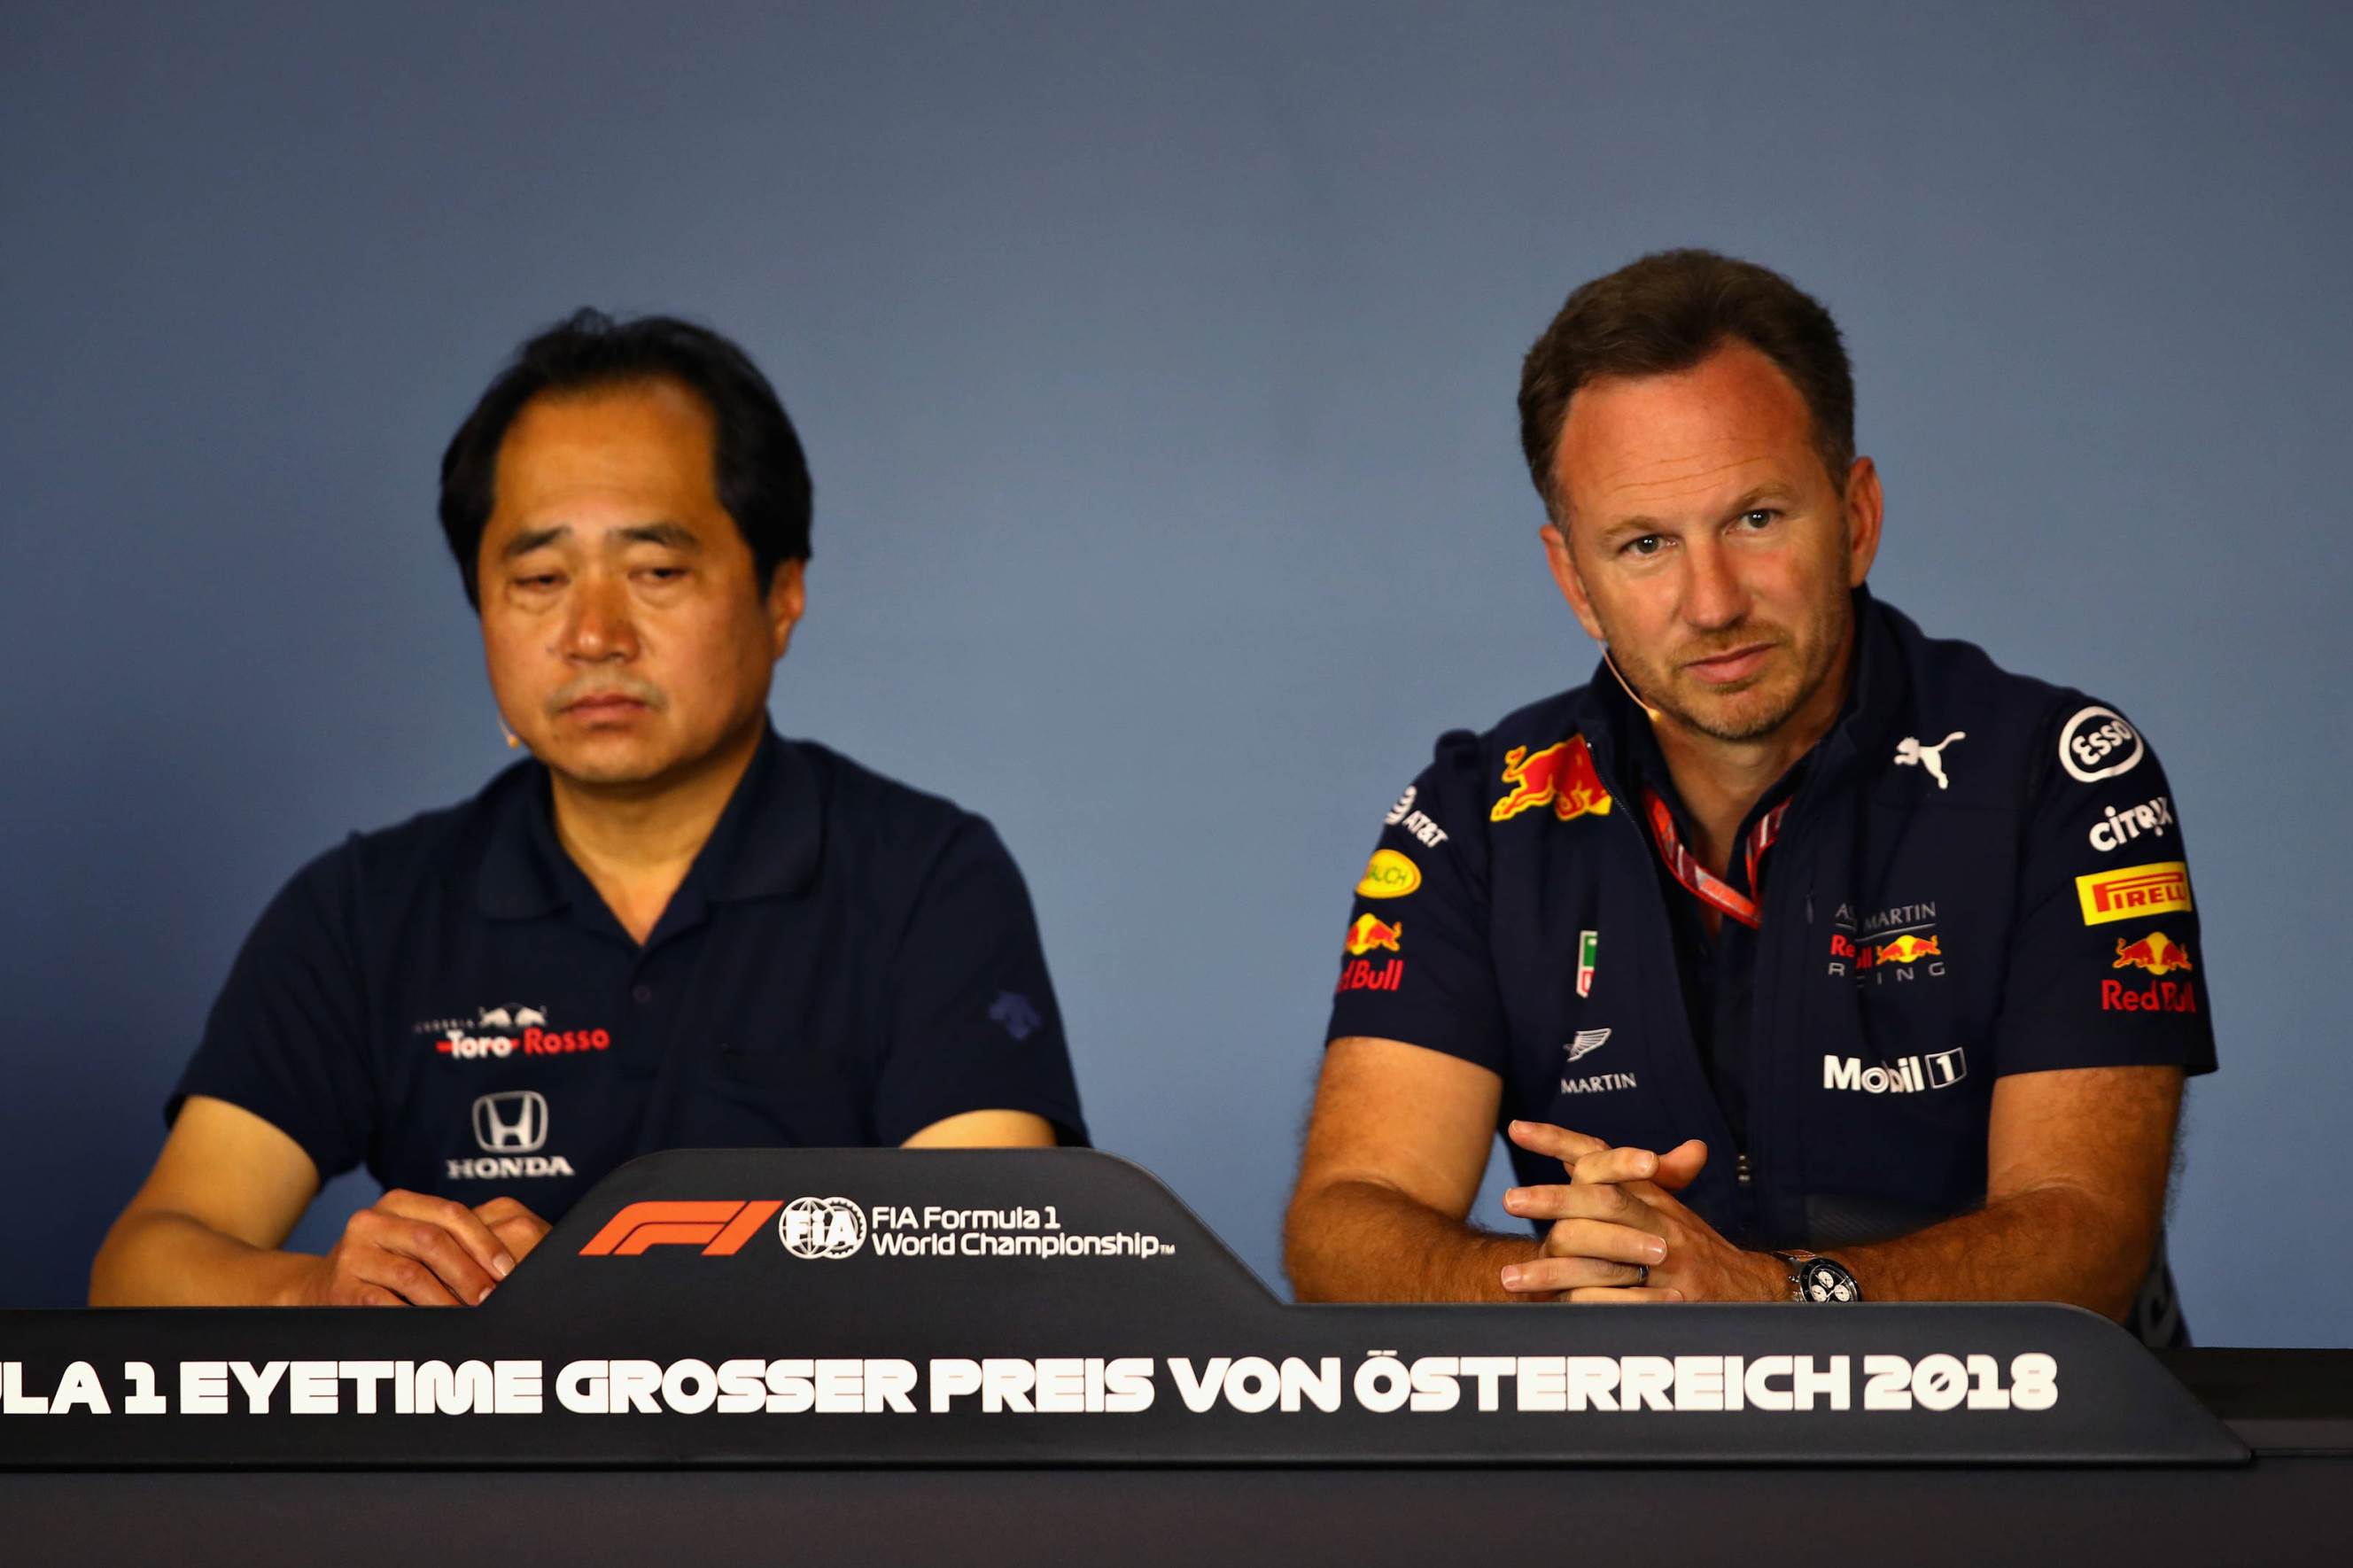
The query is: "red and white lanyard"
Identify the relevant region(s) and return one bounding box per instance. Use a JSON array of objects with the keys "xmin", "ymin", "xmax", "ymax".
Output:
[{"xmin": 1642, "ymin": 789, "xmax": 1790, "ymax": 930}]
